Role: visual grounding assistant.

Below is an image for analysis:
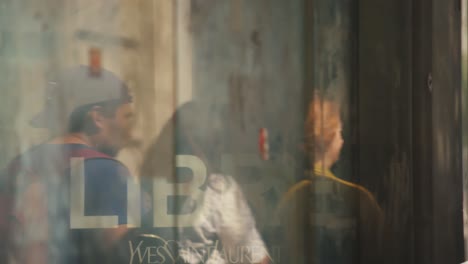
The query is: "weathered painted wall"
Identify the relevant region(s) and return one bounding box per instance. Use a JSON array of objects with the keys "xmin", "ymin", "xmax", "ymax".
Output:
[{"xmin": 188, "ymin": 0, "xmax": 305, "ymax": 230}]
